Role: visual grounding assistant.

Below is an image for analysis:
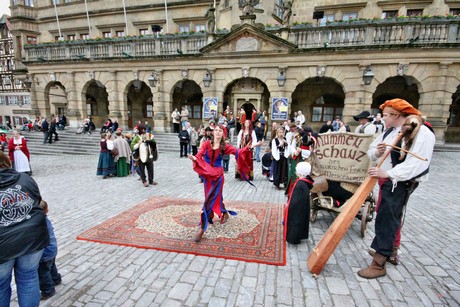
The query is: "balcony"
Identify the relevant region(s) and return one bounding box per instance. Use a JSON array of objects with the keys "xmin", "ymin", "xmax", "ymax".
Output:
[
  {"xmin": 23, "ymin": 18, "xmax": 460, "ymax": 63},
  {"xmin": 10, "ymin": 6, "xmax": 38, "ymax": 20}
]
